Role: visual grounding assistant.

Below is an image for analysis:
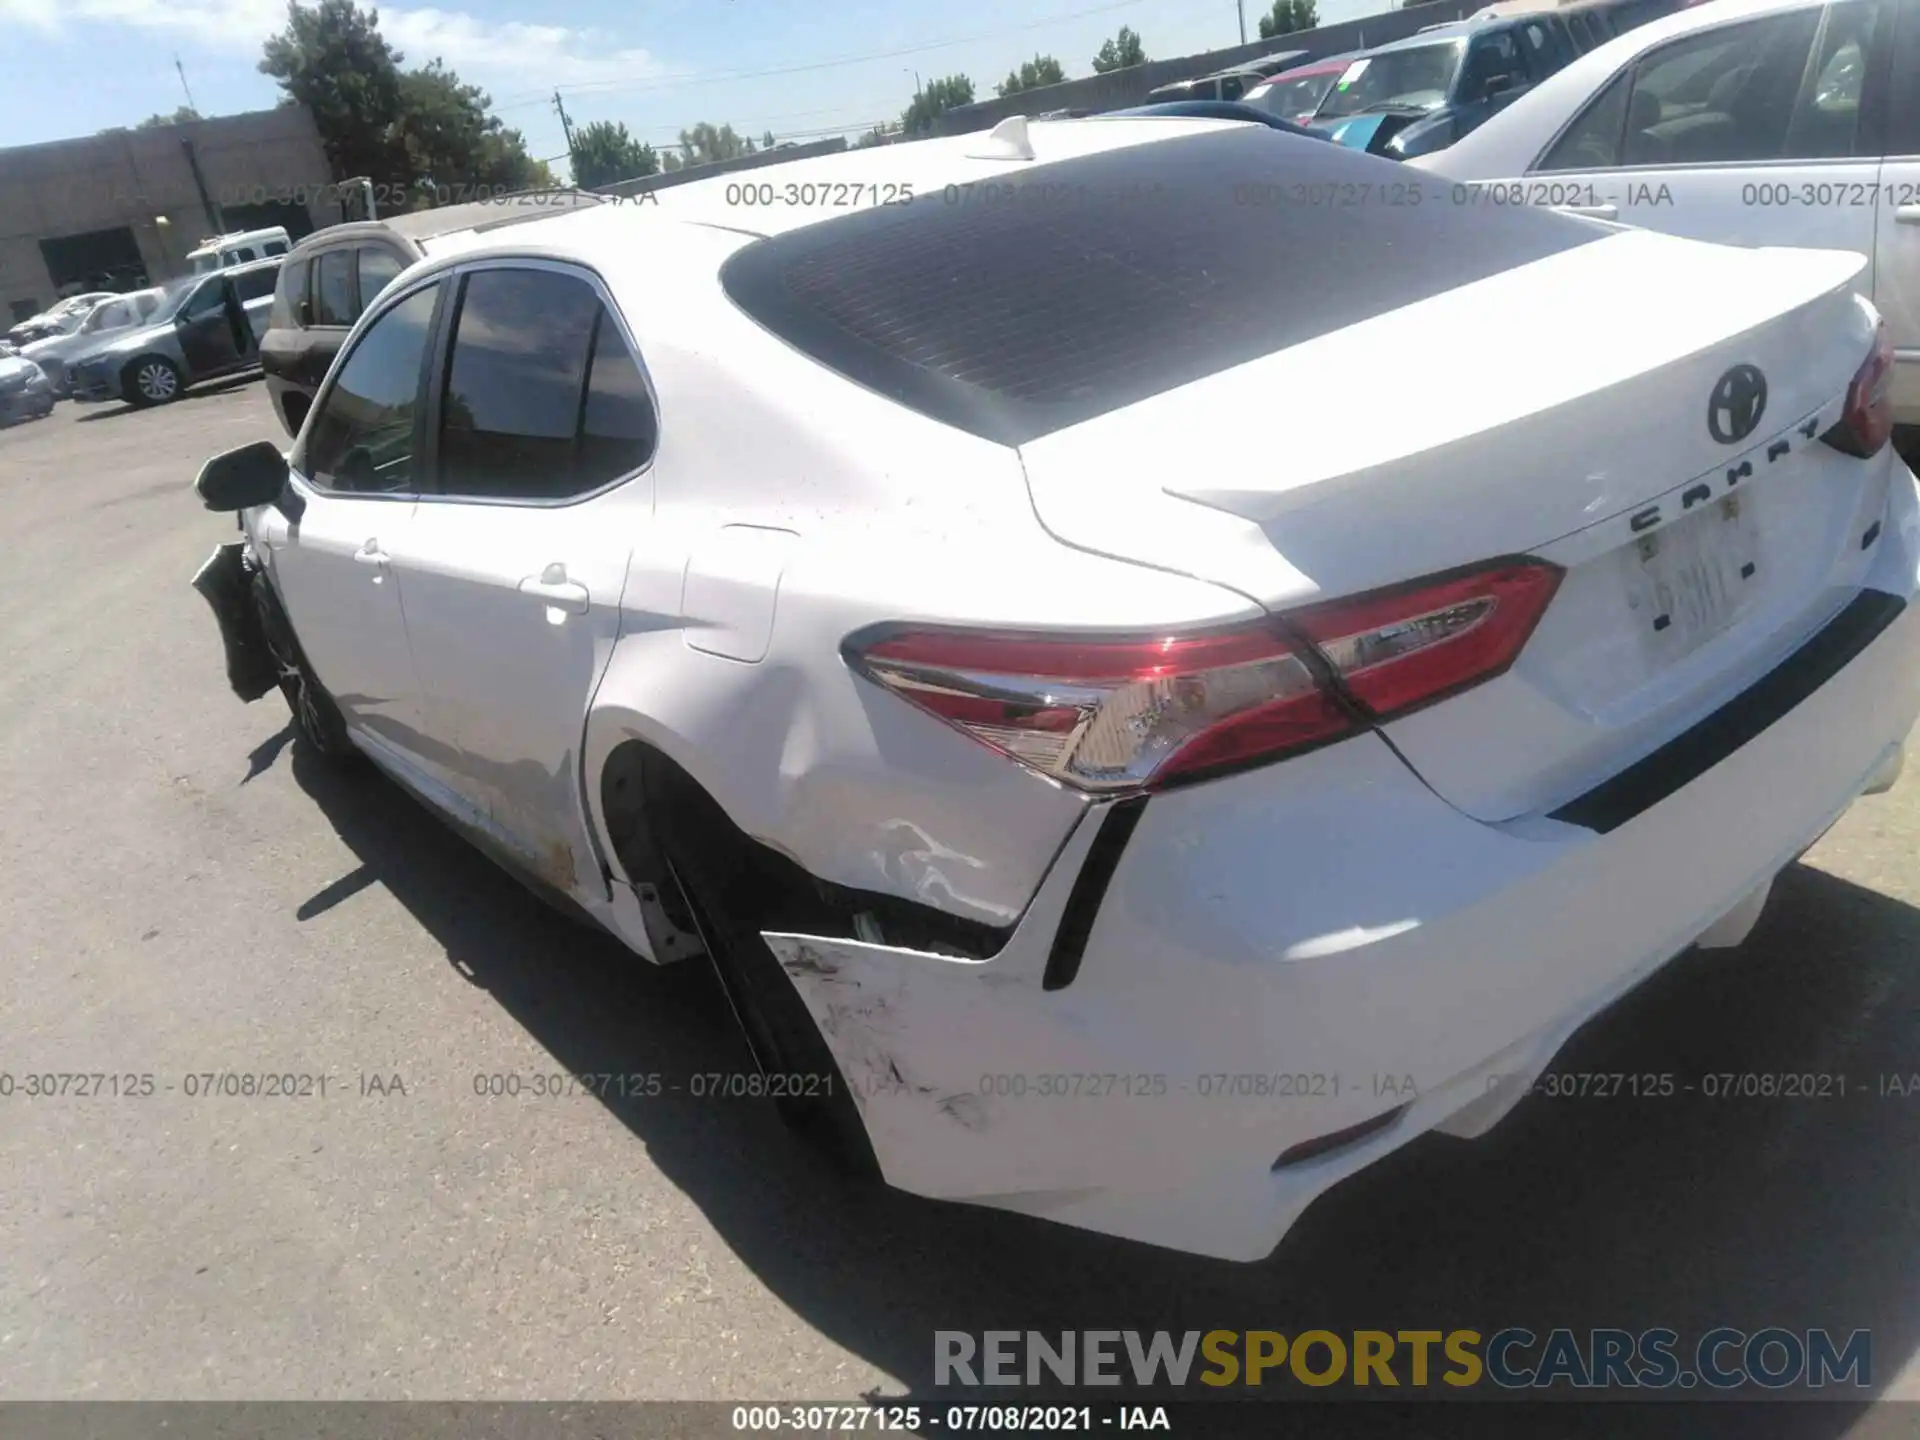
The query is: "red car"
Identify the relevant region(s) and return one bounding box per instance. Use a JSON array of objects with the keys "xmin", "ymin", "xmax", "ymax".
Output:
[{"xmin": 1241, "ymin": 53, "xmax": 1363, "ymax": 124}]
